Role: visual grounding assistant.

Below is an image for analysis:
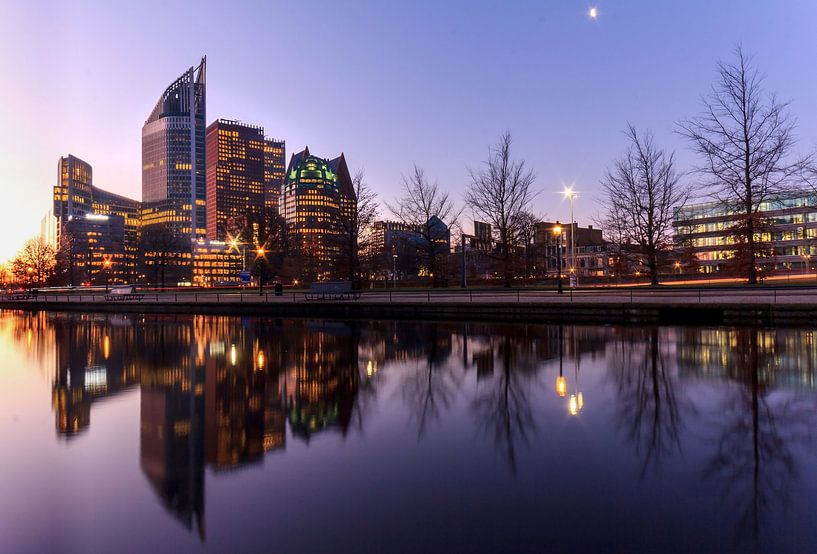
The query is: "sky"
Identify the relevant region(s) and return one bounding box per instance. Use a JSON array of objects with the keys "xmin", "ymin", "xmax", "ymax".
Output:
[{"xmin": 1, "ymin": 0, "xmax": 817, "ymax": 263}]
